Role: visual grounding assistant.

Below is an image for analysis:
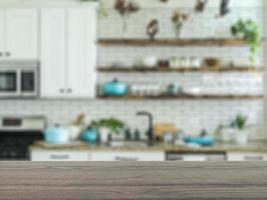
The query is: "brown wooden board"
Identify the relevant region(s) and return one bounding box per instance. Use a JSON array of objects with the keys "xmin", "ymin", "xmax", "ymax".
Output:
[{"xmin": 0, "ymin": 162, "xmax": 266, "ymax": 200}]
